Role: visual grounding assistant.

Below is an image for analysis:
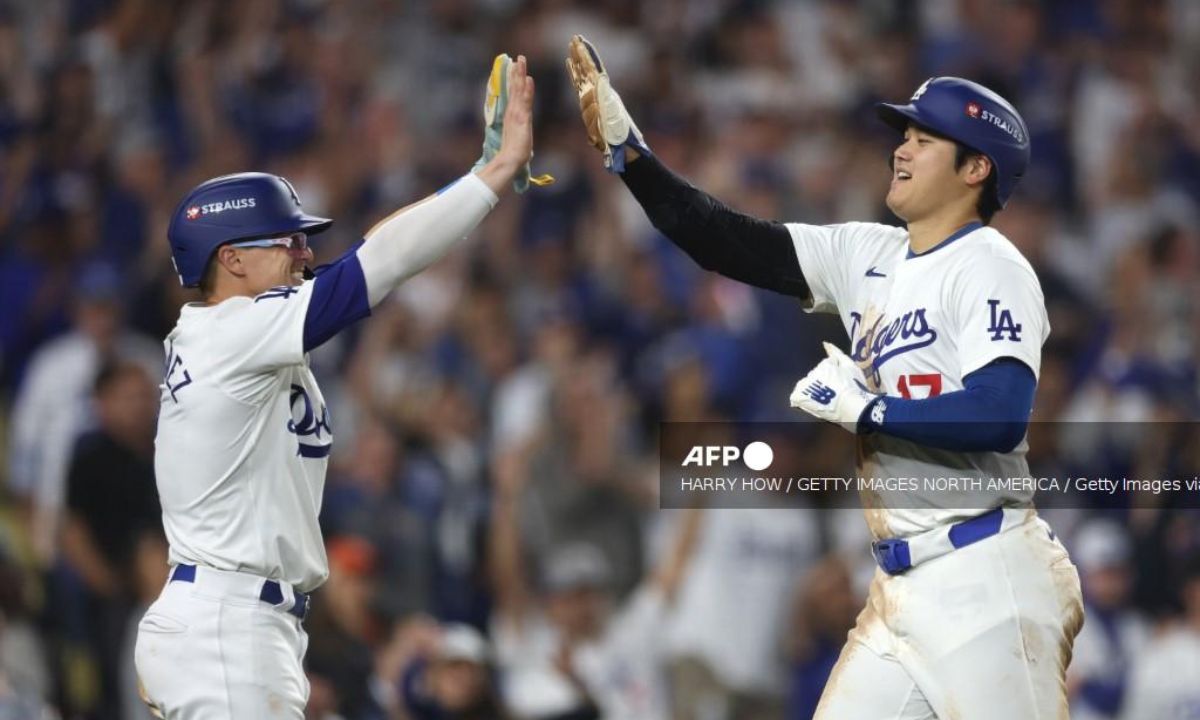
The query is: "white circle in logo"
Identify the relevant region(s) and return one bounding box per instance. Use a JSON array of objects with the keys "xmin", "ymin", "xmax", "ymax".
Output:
[{"xmin": 743, "ymin": 441, "xmax": 773, "ymax": 471}]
